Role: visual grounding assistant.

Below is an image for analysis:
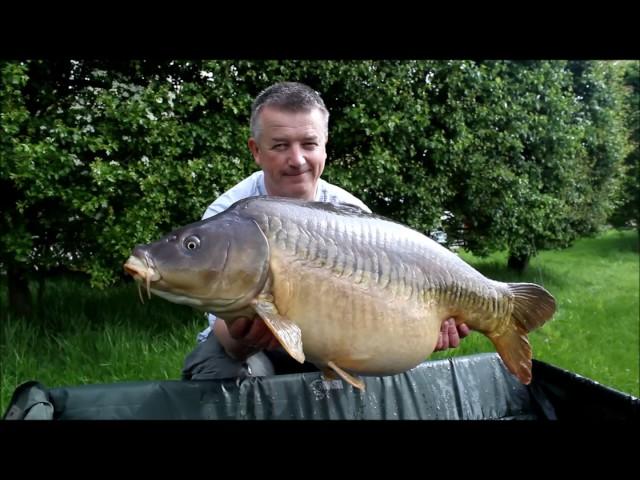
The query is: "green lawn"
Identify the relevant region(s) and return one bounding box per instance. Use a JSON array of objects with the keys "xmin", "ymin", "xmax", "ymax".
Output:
[{"xmin": 1, "ymin": 228, "xmax": 638, "ymax": 414}]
